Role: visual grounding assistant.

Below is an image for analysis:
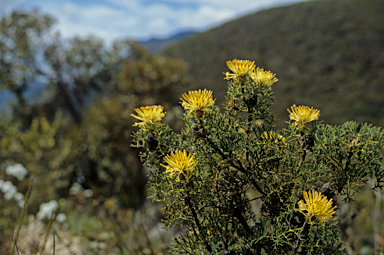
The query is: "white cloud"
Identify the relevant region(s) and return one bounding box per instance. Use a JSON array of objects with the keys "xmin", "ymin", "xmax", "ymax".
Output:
[
  {"xmin": 5, "ymin": 0, "xmax": 309, "ymax": 44},
  {"xmin": 177, "ymin": 5, "xmax": 234, "ymax": 28},
  {"xmin": 37, "ymin": 1, "xmax": 129, "ymax": 40}
]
